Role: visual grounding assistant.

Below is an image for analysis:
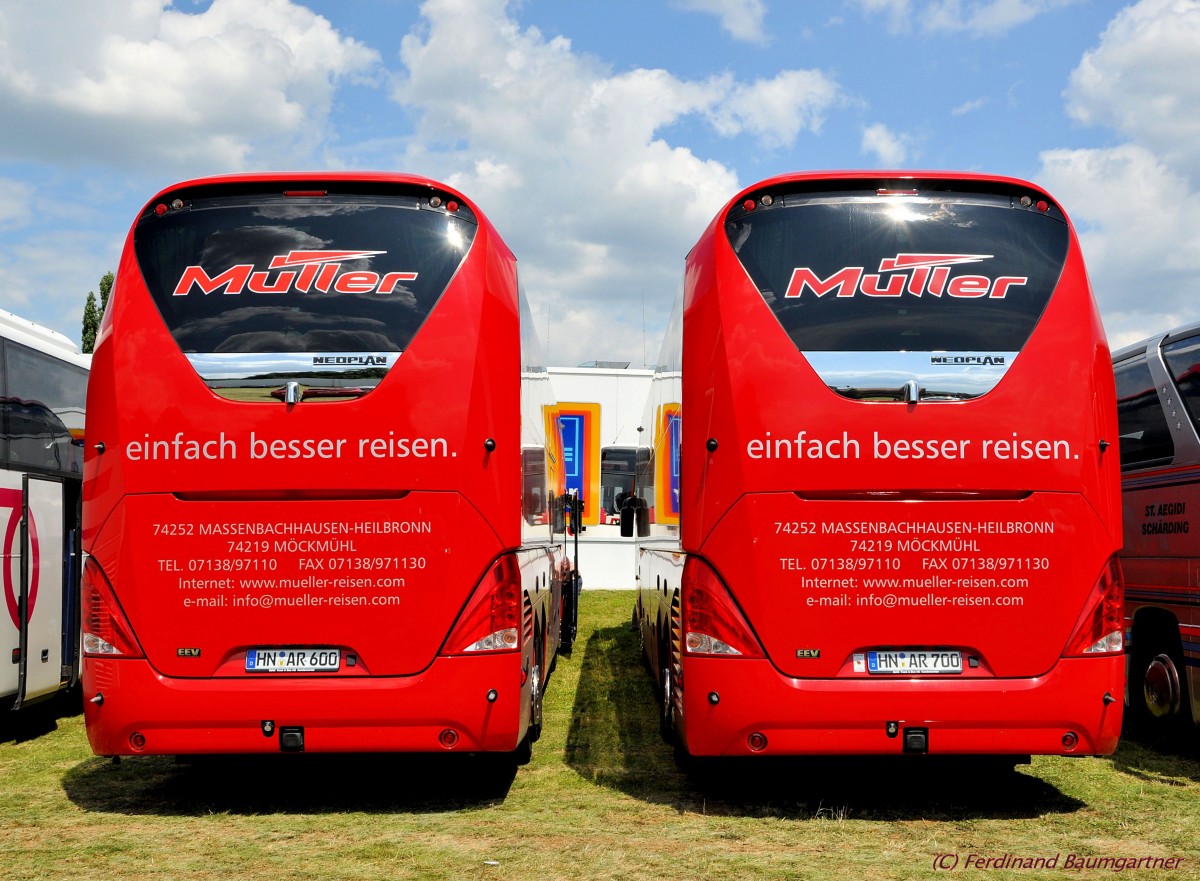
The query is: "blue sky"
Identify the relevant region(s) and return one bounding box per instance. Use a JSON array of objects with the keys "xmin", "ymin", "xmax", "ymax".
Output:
[{"xmin": 1, "ymin": 0, "xmax": 1198, "ymax": 365}]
